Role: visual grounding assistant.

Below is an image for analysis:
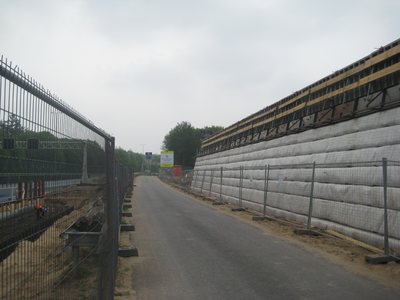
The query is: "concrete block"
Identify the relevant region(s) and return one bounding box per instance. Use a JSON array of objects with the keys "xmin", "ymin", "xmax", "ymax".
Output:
[
  {"xmin": 119, "ymin": 247, "xmax": 139, "ymax": 257},
  {"xmin": 121, "ymin": 224, "xmax": 135, "ymax": 231},
  {"xmin": 365, "ymin": 253, "xmax": 400, "ymax": 265},
  {"xmin": 293, "ymin": 228, "xmax": 320, "ymax": 236},
  {"xmin": 253, "ymin": 216, "xmax": 275, "ymax": 221},
  {"xmin": 231, "ymin": 207, "xmax": 246, "ymax": 212}
]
